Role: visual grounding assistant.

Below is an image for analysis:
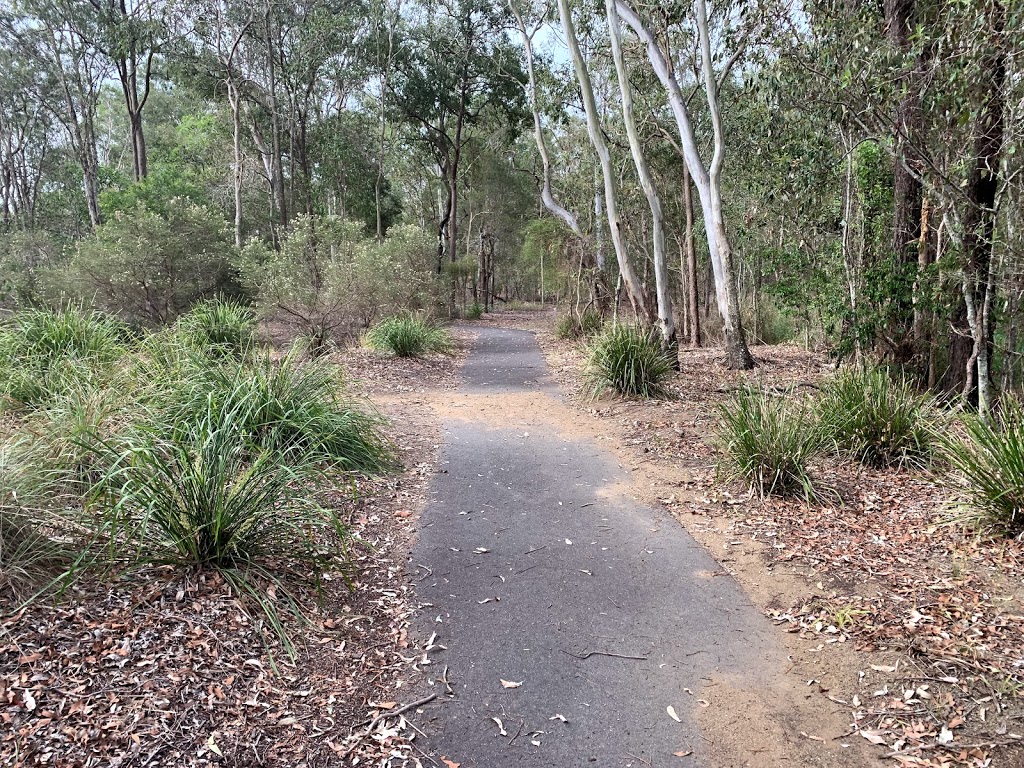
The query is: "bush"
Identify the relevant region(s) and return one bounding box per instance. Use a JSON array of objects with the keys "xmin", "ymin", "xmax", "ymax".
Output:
[
  {"xmin": 240, "ymin": 216, "xmax": 441, "ymax": 347},
  {"xmin": 175, "ymin": 298, "xmax": 256, "ymax": 357},
  {"xmin": 585, "ymin": 324, "xmax": 672, "ymax": 398},
  {"xmin": 555, "ymin": 309, "xmax": 603, "ymax": 340},
  {"xmin": 939, "ymin": 400, "xmax": 1024, "ymax": 535},
  {"xmin": 819, "ymin": 367, "xmax": 936, "ymax": 468},
  {"xmin": 365, "ymin": 315, "xmax": 452, "ymax": 358},
  {"xmin": 0, "ymin": 307, "xmax": 127, "ymax": 407},
  {"xmin": 716, "ymin": 386, "xmax": 824, "ymax": 499},
  {"xmin": 165, "ymin": 349, "xmax": 392, "ymax": 472},
  {"xmin": 62, "ymin": 199, "xmax": 237, "ymax": 325},
  {"xmin": 465, "ymin": 301, "xmax": 484, "ymax": 321}
]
